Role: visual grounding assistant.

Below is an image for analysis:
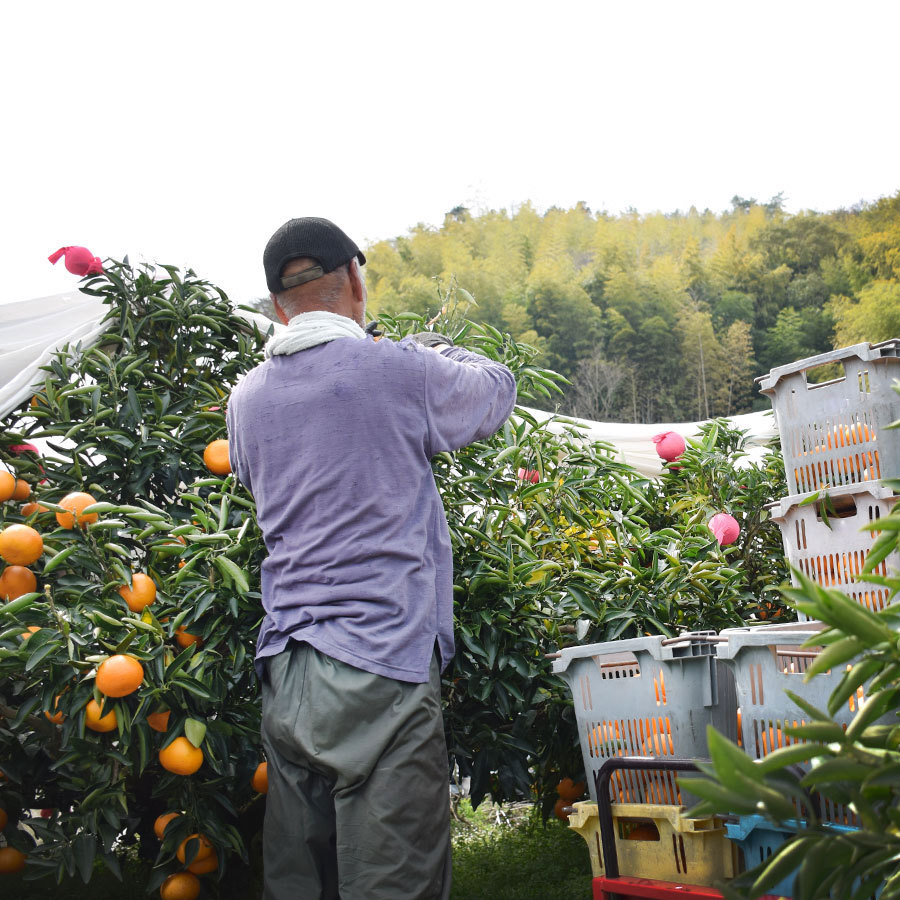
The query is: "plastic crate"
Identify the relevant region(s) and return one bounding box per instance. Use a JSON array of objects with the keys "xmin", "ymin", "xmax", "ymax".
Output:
[
  {"xmin": 767, "ymin": 483, "xmax": 899, "ymax": 617},
  {"xmin": 552, "ymin": 634, "xmax": 737, "ymax": 805},
  {"xmin": 725, "ymin": 815, "xmax": 799, "ymax": 898},
  {"xmin": 716, "ymin": 621, "xmax": 892, "ymax": 825},
  {"xmin": 569, "ymin": 800, "xmax": 738, "ymax": 885},
  {"xmin": 756, "ymin": 339, "xmax": 900, "ymax": 496},
  {"xmin": 725, "ymin": 815, "xmax": 881, "ymax": 899}
]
